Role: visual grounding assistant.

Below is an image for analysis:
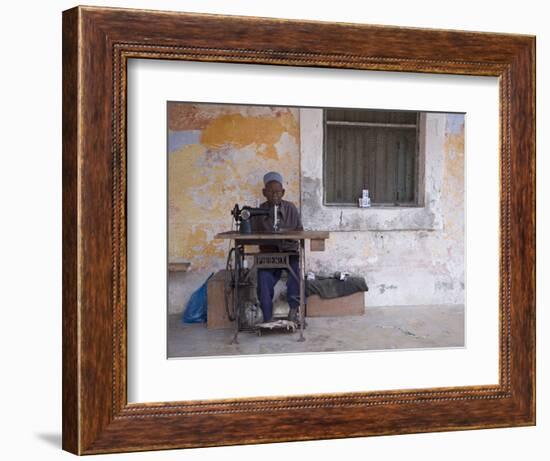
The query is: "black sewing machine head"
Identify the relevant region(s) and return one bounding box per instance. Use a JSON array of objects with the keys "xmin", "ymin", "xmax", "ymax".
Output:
[{"xmin": 231, "ymin": 203, "xmax": 279, "ymax": 234}]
